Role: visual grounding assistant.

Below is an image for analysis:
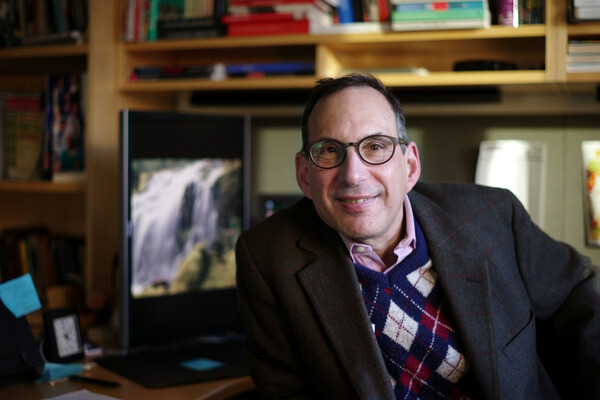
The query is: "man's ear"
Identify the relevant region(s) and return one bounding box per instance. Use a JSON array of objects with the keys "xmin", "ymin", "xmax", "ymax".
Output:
[
  {"xmin": 295, "ymin": 152, "xmax": 312, "ymax": 199},
  {"xmin": 405, "ymin": 142, "xmax": 421, "ymax": 192}
]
